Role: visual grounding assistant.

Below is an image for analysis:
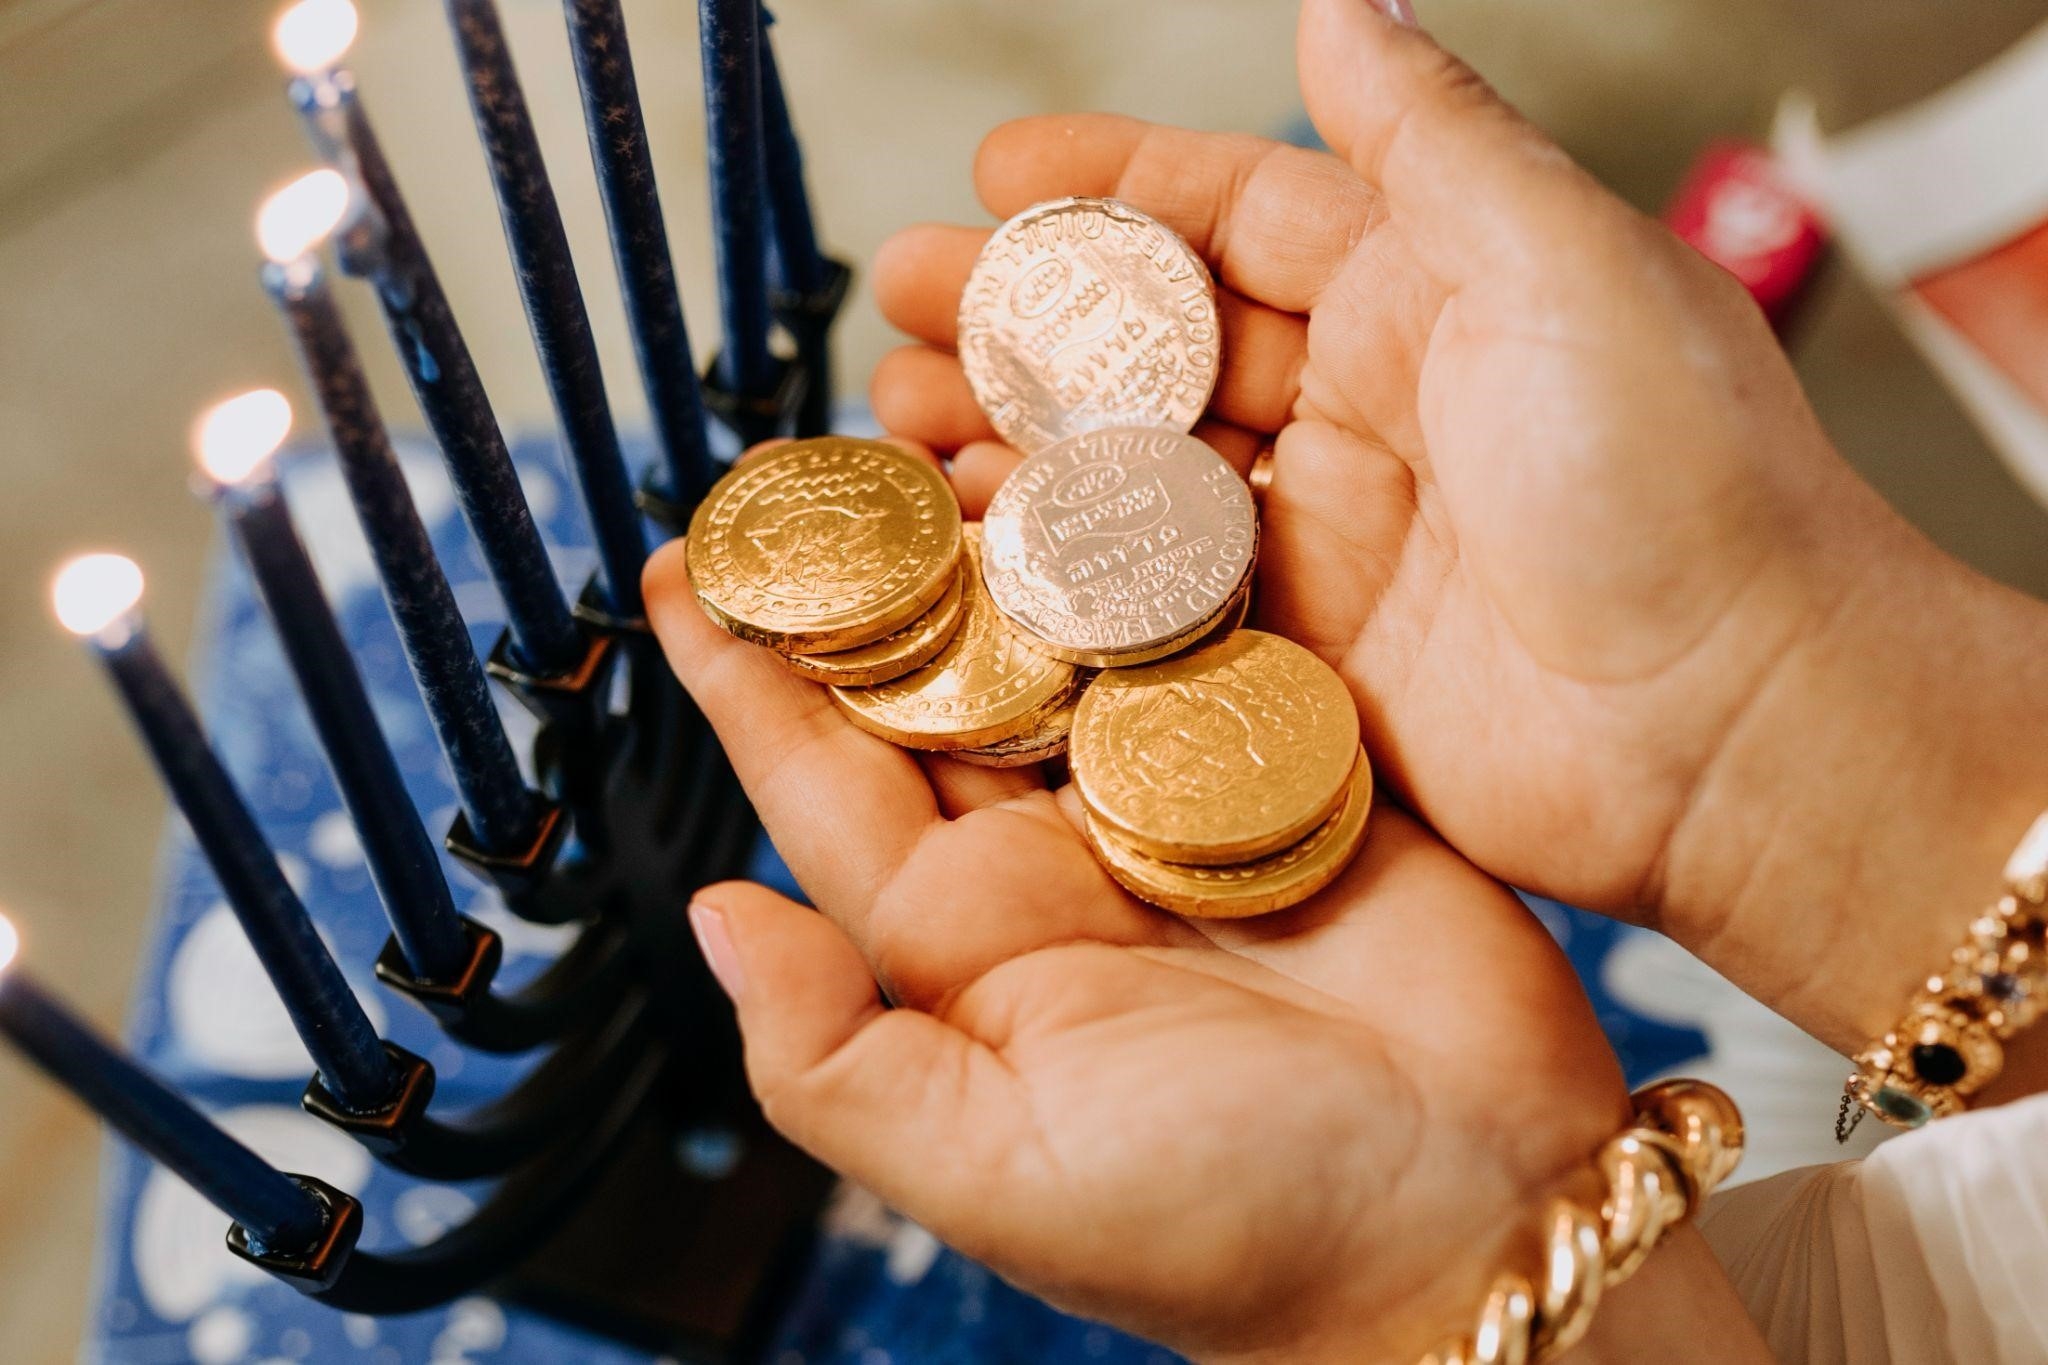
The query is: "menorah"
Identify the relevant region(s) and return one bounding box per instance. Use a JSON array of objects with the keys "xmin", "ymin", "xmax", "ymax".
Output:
[{"xmin": 0, "ymin": 0, "xmax": 846, "ymax": 1355}]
